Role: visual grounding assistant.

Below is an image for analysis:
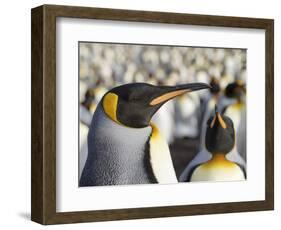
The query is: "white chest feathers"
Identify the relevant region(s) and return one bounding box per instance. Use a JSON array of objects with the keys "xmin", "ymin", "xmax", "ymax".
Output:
[
  {"xmin": 190, "ymin": 154, "xmax": 245, "ymax": 182},
  {"xmin": 149, "ymin": 124, "xmax": 178, "ymax": 184}
]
